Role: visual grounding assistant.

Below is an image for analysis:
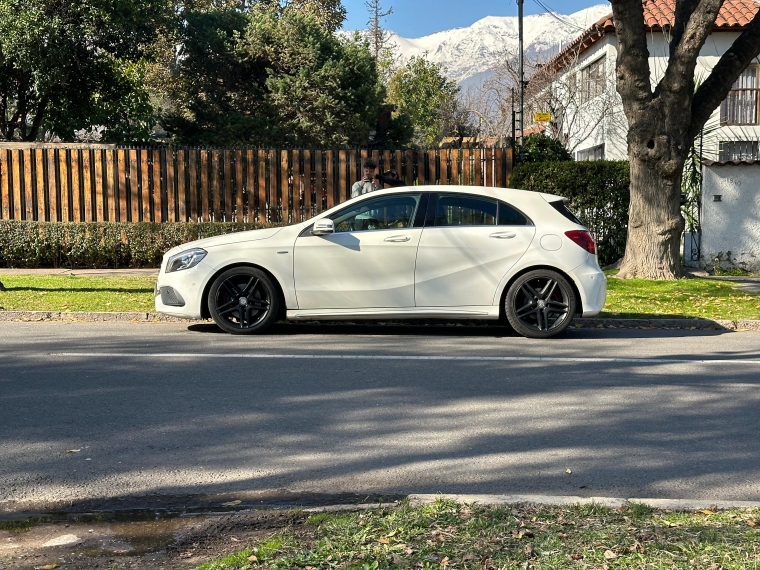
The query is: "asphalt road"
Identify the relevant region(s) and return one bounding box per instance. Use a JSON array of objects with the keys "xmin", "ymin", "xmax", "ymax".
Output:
[{"xmin": 2, "ymin": 320, "xmax": 760, "ymax": 512}]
